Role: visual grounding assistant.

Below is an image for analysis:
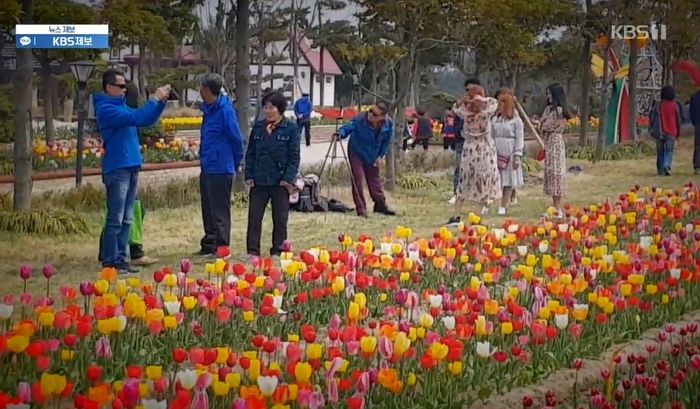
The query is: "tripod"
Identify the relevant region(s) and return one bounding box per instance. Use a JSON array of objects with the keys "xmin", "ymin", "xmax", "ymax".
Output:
[{"xmin": 317, "ymin": 107, "xmax": 357, "ymax": 207}]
